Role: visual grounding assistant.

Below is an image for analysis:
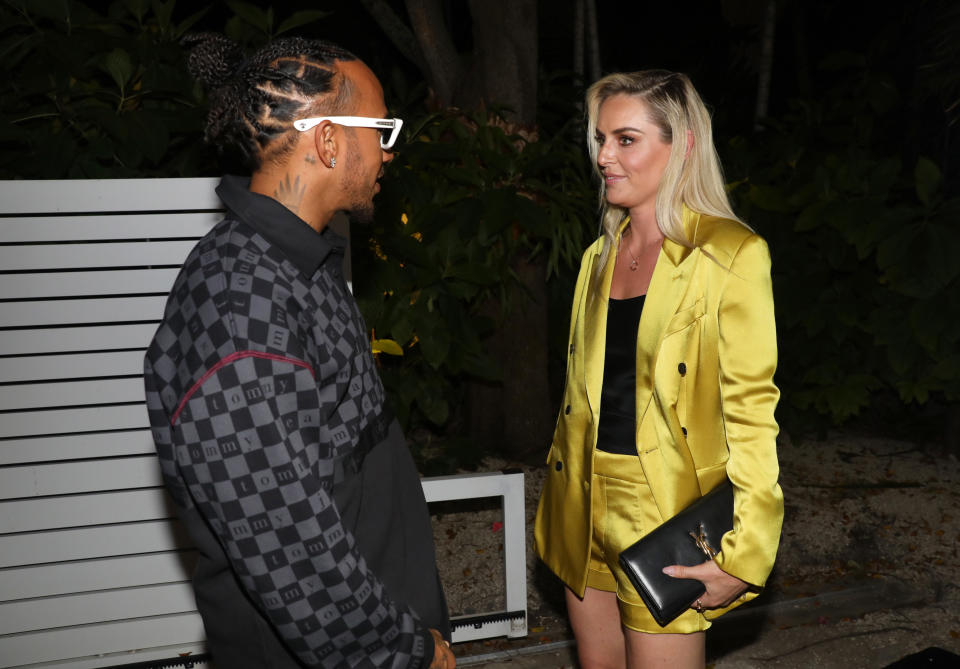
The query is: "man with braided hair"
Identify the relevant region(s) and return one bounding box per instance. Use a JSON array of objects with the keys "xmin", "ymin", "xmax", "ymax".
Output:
[{"xmin": 144, "ymin": 34, "xmax": 454, "ymax": 668}]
